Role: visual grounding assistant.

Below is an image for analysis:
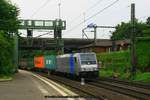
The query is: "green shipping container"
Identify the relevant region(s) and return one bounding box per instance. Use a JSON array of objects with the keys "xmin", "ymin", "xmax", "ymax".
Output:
[{"xmin": 44, "ymin": 55, "xmax": 56, "ymax": 70}]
